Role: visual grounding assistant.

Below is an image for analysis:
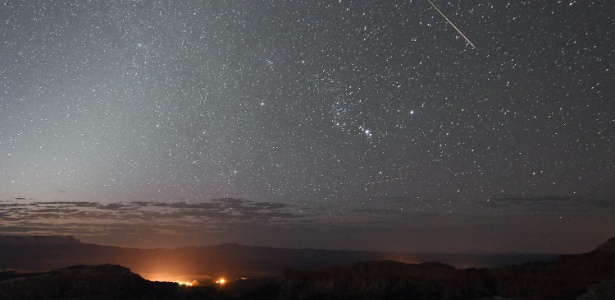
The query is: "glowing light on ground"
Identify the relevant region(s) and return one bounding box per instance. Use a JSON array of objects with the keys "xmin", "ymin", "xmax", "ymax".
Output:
[
  {"xmin": 144, "ymin": 274, "xmax": 199, "ymax": 287},
  {"xmin": 175, "ymin": 280, "xmax": 197, "ymax": 286},
  {"xmin": 215, "ymin": 278, "xmax": 226, "ymax": 285}
]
